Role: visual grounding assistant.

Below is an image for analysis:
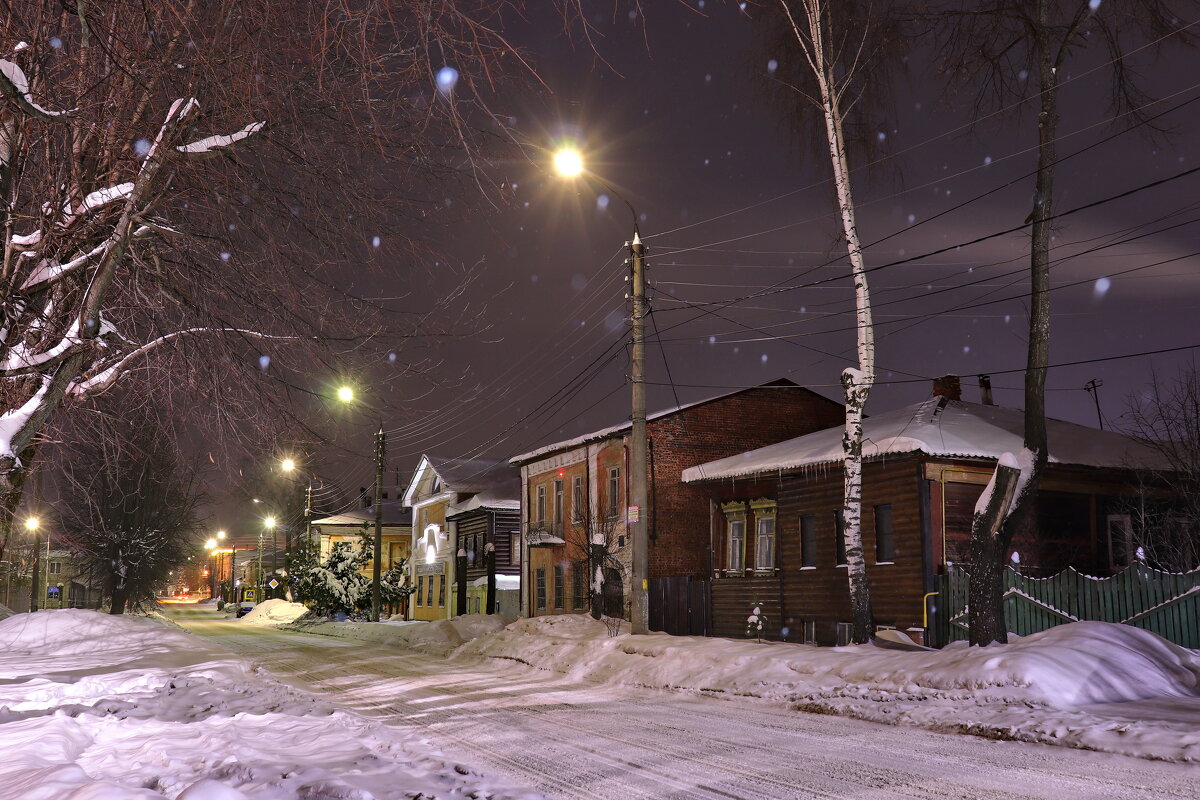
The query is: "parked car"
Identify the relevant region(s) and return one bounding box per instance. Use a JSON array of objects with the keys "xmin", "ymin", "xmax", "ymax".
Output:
[{"xmin": 236, "ymin": 601, "xmax": 256, "ymax": 618}]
